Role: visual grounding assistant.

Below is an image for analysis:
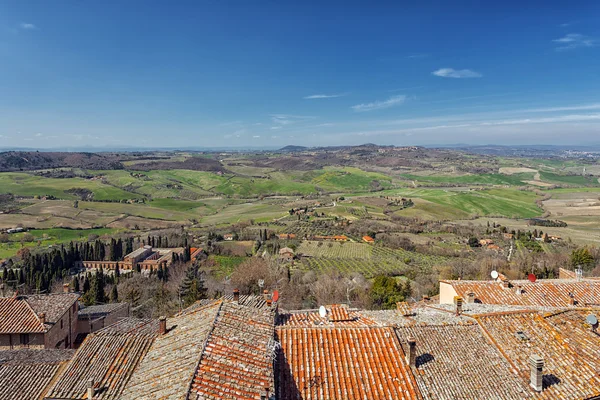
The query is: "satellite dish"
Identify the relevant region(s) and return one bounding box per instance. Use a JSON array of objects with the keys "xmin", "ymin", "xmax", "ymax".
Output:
[
  {"xmin": 318, "ymin": 306, "xmax": 327, "ymax": 318},
  {"xmin": 490, "ymin": 270, "xmax": 499, "ymax": 280},
  {"xmin": 586, "ymin": 314, "xmax": 598, "ymax": 326},
  {"xmin": 272, "ymin": 290, "xmax": 279, "ymax": 302},
  {"xmin": 528, "ymin": 274, "xmax": 537, "ymax": 283}
]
